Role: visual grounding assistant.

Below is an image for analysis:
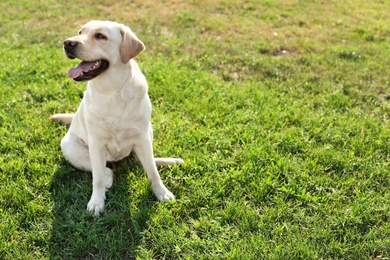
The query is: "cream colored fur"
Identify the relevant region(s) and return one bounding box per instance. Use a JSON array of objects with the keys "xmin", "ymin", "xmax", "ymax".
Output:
[{"xmin": 51, "ymin": 21, "xmax": 183, "ymax": 216}]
